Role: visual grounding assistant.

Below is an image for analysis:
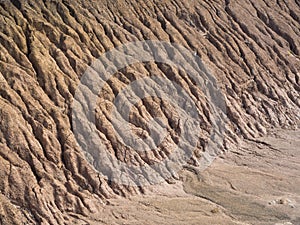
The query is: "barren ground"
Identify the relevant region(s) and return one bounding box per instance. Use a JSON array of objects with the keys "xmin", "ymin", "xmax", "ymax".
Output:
[
  {"xmin": 76, "ymin": 128, "xmax": 299, "ymax": 225},
  {"xmin": 0, "ymin": 0, "xmax": 299, "ymax": 224}
]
